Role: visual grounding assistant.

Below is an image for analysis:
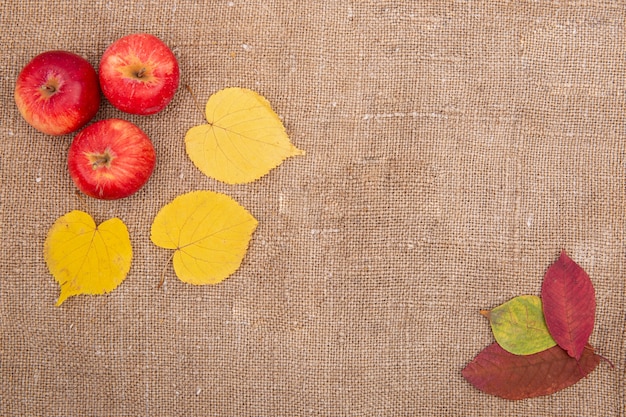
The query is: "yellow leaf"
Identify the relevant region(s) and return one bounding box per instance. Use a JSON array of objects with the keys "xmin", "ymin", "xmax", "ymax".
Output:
[
  {"xmin": 150, "ymin": 190, "xmax": 258, "ymax": 285},
  {"xmin": 185, "ymin": 87, "xmax": 305, "ymax": 184},
  {"xmin": 44, "ymin": 211, "xmax": 132, "ymax": 306}
]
